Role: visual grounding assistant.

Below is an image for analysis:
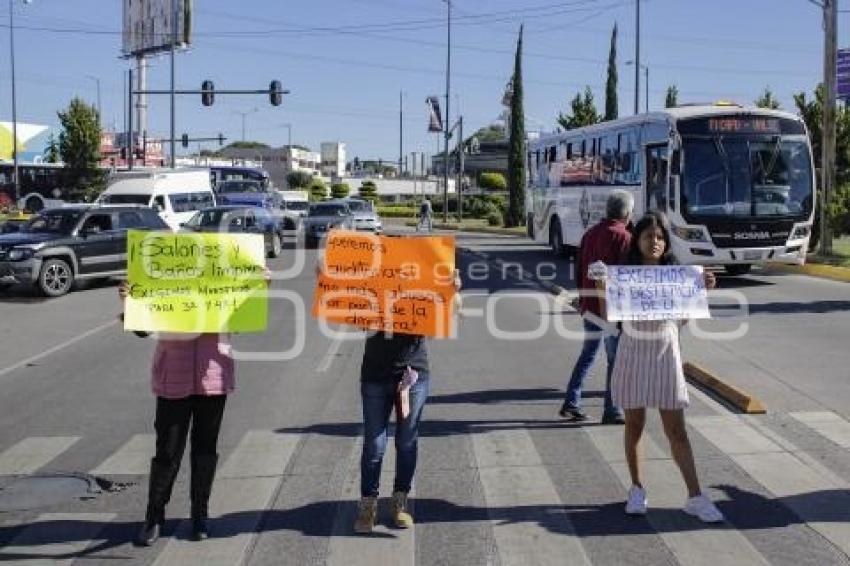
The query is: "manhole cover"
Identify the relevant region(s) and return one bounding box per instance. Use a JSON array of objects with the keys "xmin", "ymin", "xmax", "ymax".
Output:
[{"xmin": 0, "ymin": 474, "xmax": 130, "ymax": 512}]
